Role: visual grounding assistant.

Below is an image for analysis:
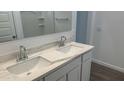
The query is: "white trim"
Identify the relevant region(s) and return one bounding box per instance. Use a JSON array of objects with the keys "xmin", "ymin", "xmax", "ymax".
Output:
[
  {"xmin": 12, "ymin": 11, "xmax": 24, "ymax": 39},
  {"xmin": 86, "ymin": 11, "xmax": 96, "ymax": 44},
  {"xmin": 92, "ymin": 58, "xmax": 124, "ymax": 73},
  {"xmin": 72, "ymin": 11, "xmax": 77, "ymax": 41},
  {"xmin": 8, "ymin": 12, "xmax": 16, "ymax": 37},
  {"xmin": 86, "ymin": 11, "xmax": 91, "ymax": 44}
]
